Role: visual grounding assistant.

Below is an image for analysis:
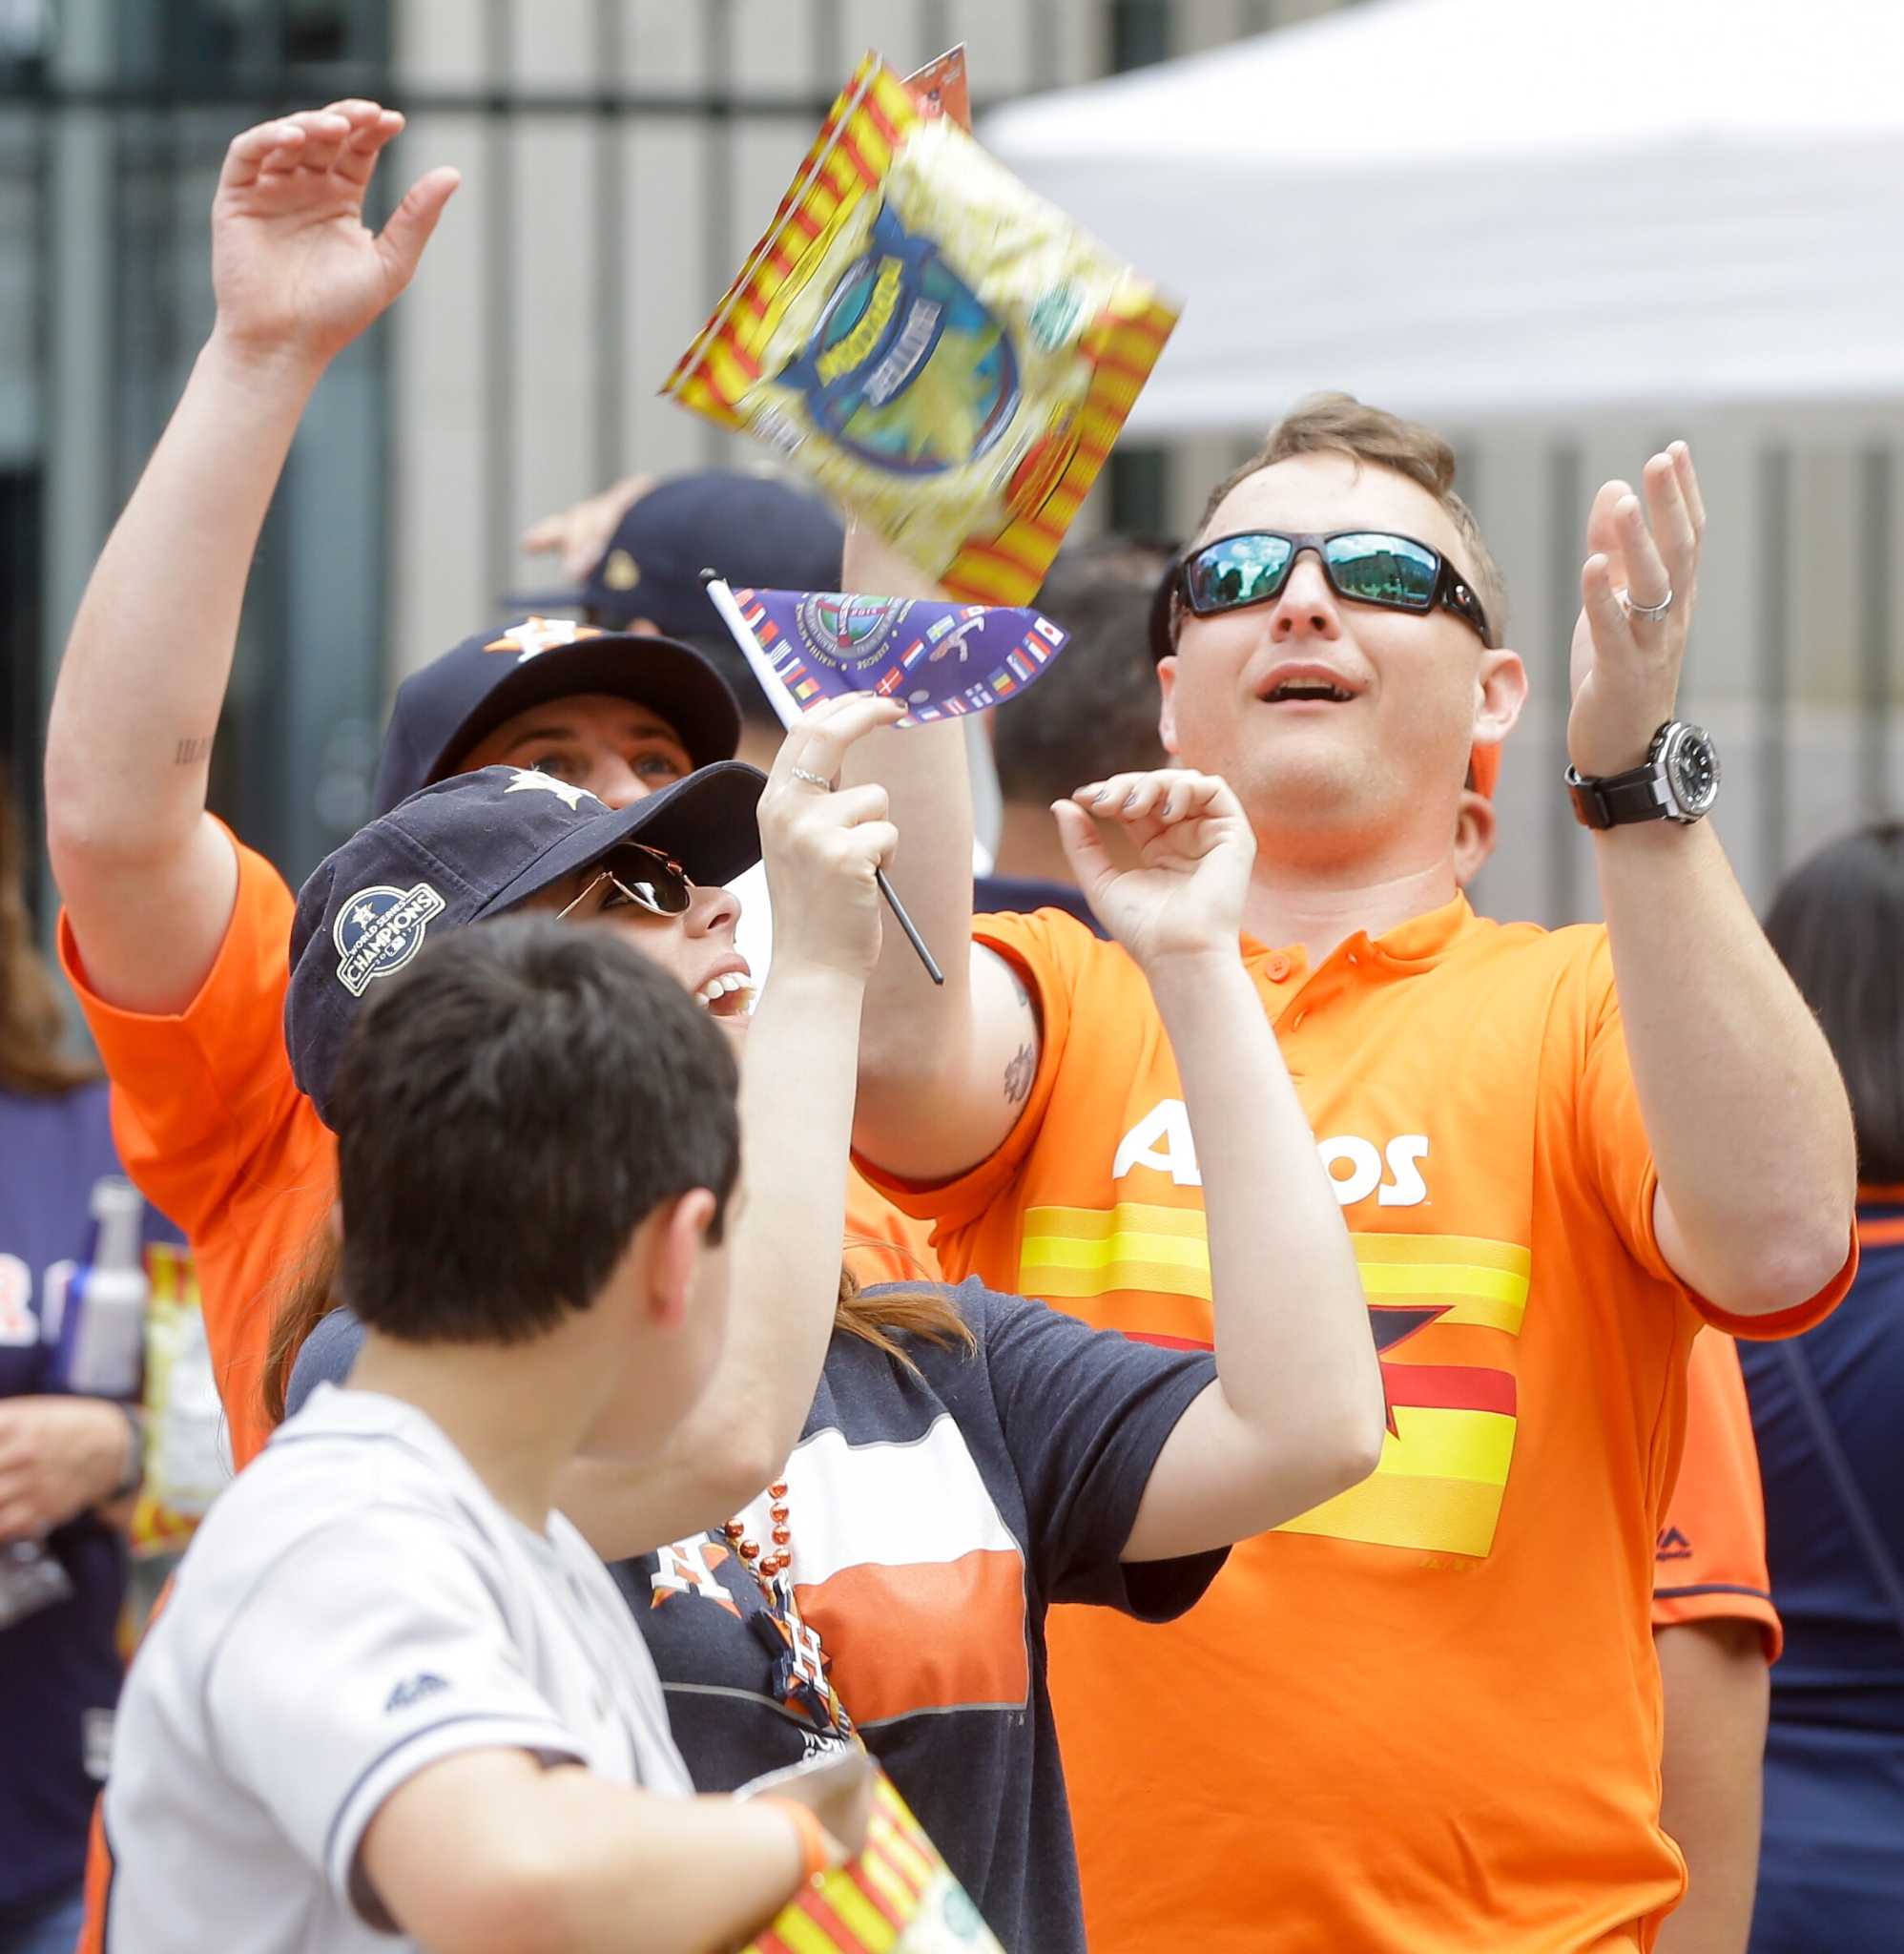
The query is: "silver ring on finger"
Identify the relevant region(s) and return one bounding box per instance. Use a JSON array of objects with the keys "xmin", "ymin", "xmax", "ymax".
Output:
[
  {"xmin": 790, "ymin": 766, "xmax": 832, "ymax": 791},
  {"xmin": 1620, "ymin": 586, "xmax": 1673, "ymax": 624}
]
